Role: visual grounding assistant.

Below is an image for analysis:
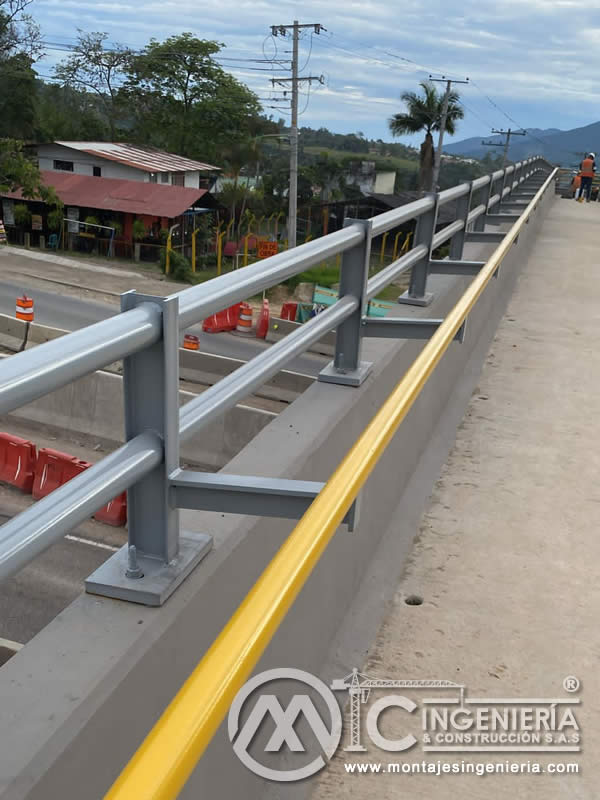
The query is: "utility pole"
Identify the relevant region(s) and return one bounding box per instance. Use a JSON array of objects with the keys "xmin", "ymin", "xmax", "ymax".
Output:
[
  {"xmin": 430, "ymin": 75, "xmax": 469, "ymax": 191},
  {"xmin": 481, "ymin": 128, "xmax": 527, "ymax": 167},
  {"xmin": 270, "ymin": 22, "xmax": 325, "ymax": 248}
]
